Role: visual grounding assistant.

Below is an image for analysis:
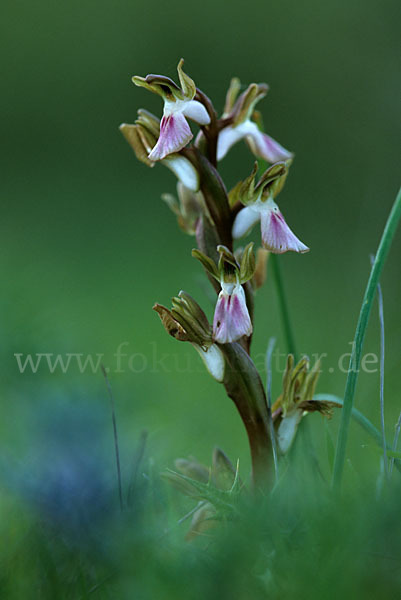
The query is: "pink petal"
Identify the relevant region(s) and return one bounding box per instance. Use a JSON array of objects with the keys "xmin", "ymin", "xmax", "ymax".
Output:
[
  {"xmin": 148, "ymin": 113, "xmax": 193, "ymax": 161},
  {"xmin": 260, "ymin": 209, "xmax": 309, "ymax": 254},
  {"xmin": 213, "ymin": 285, "xmax": 252, "ymax": 343},
  {"xmin": 247, "ymin": 128, "xmax": 293, "ymax": 163}
]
